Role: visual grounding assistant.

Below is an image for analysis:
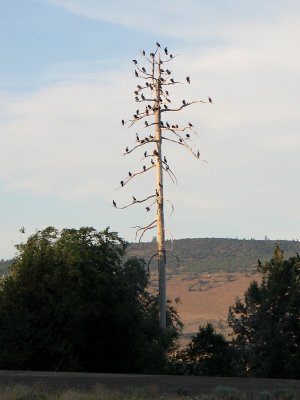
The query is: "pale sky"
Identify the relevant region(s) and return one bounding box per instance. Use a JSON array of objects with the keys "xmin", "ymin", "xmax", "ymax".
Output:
[{"xmin": 1, "ymin": 0, "xmax": 300, "ymax": 259}]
